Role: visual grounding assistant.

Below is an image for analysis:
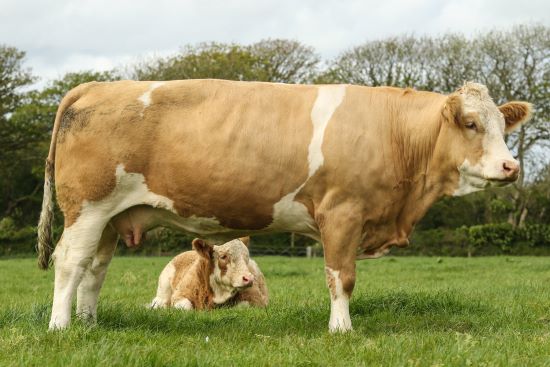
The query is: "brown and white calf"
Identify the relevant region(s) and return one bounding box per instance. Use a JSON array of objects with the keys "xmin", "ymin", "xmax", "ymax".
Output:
[
  {"xmin": 37, "ymin": 79, "xmax": 532, "ymax": 331},
  {"xmin": 150, "ymin": 237, "xmax": 268, "ymax": 310}
]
